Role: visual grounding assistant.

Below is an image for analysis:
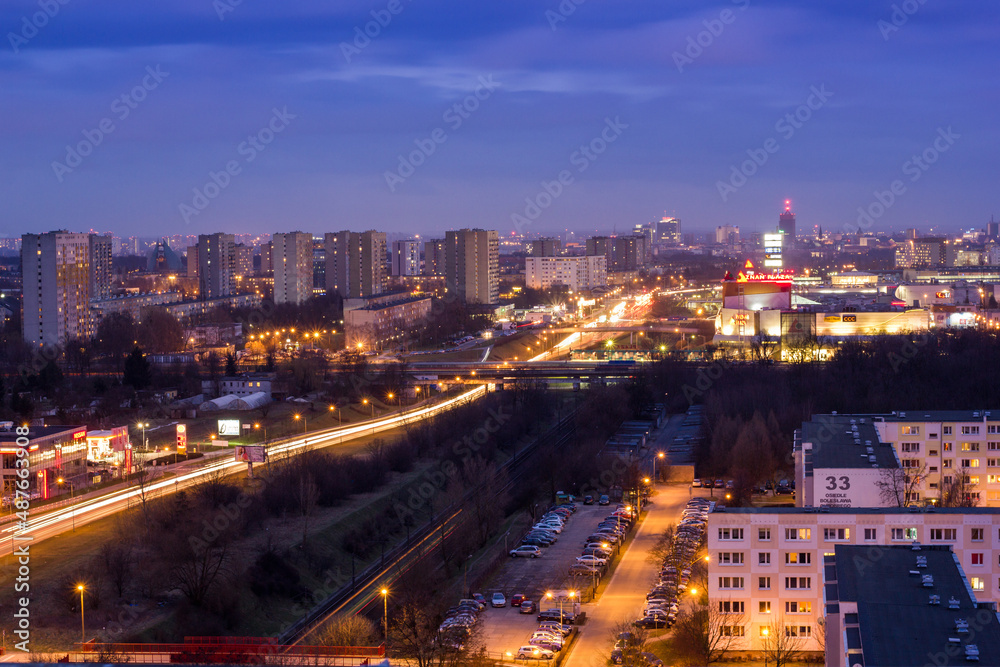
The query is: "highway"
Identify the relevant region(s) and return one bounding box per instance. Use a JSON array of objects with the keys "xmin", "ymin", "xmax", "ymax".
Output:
[{"xmin": 0, "ymin": 387, "xmax": 486, "ymax": 557}]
